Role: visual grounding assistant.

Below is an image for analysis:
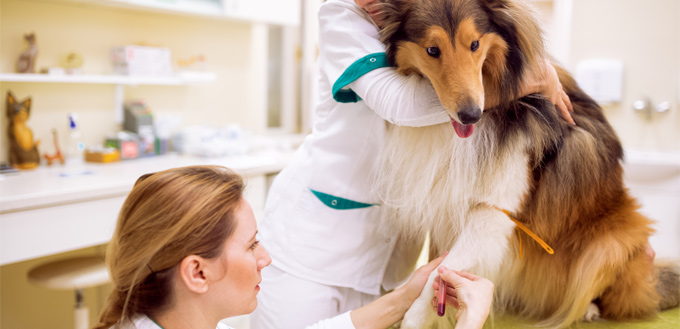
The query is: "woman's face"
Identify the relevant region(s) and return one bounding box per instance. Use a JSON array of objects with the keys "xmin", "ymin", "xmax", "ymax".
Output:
[{"xmin": 208, "ymin": 198, "xmax": 271, "ymax": 317}]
